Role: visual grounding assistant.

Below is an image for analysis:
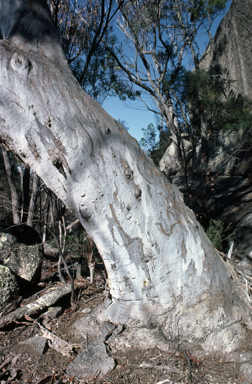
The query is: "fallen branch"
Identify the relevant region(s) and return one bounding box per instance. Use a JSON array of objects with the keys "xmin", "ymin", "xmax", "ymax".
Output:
[
  {"xmin": 34, "ymin": 320, "xmax": 75, "ymax": 358},
  {"xmin": 156, "ymin": 380, "xmax": 185, "ymax": 384},
  {"xmin": 129, "ymin": 363, "xmax": 181, "ymax": 373},
  {"xmin": 0, "ymin": 284, "xmax": 73, "ymax": 329},
  {"xmin": 66, "ymin": 218, "xmax": 80, "ymax": 231},
  {"xmin": 227, "ymin": 241, "xmax": 234, "ymax": 260}
]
